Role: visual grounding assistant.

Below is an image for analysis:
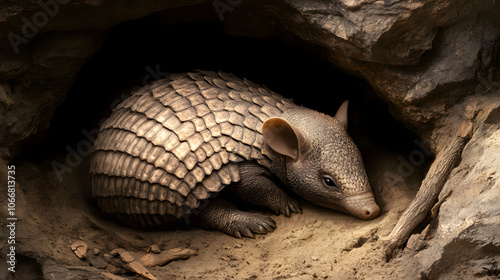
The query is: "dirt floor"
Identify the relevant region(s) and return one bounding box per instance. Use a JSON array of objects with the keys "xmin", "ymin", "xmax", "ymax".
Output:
[{"xmin": 0, "ymin": 143, "xmax": 436, "ymax": 280}]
